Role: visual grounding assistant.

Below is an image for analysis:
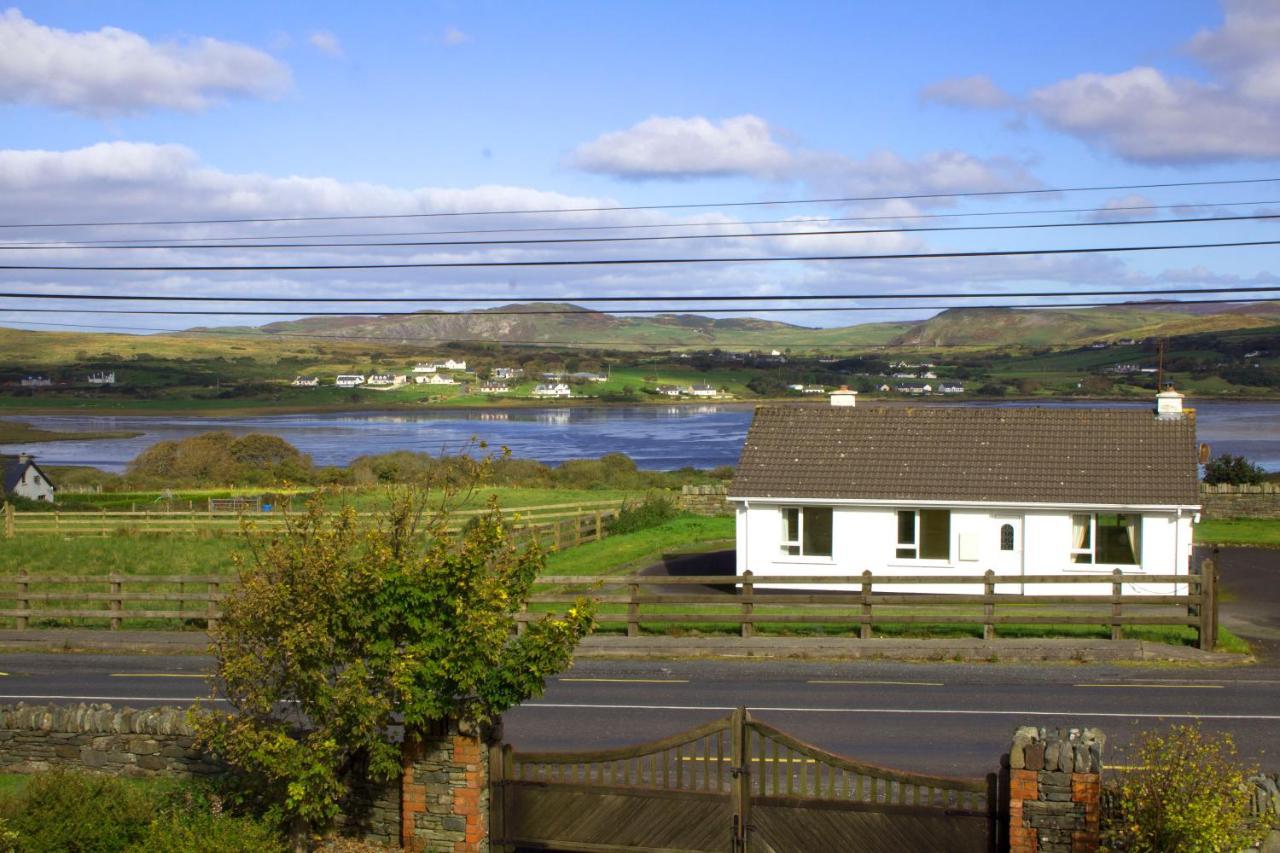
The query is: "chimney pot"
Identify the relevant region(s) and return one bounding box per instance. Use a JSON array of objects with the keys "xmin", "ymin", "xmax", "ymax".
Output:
[{"xmin": 1155, "ymin": 385, "xmax": 1184, "ymax": 418}]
